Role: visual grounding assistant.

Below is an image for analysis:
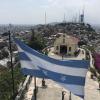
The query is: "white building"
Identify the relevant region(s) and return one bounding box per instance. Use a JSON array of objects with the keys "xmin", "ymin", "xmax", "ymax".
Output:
[{"xmin": 54, "ymin": 33, "xmax": 79, "ymax": 56}]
